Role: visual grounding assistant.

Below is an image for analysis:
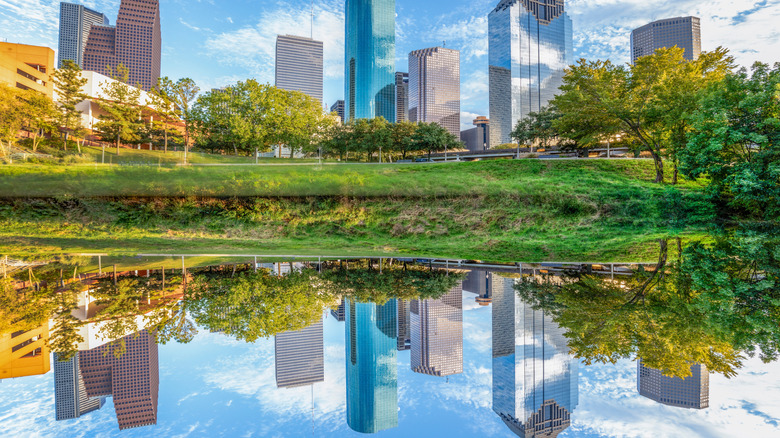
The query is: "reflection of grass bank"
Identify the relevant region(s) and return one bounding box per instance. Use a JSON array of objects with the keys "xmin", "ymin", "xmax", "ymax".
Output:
[{"xmin": 0, "ymin": 194, "xmax": 708, "ymax": 262}]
